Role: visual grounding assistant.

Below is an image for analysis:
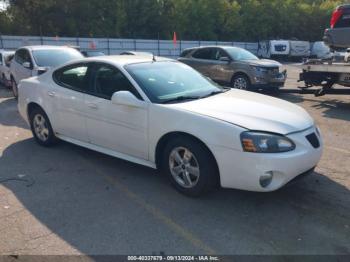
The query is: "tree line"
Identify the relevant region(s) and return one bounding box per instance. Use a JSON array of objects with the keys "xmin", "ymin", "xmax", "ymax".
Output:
[{"xmin": 0, "ymin": 0, "xmax": 343, "ymax": 42}]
